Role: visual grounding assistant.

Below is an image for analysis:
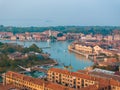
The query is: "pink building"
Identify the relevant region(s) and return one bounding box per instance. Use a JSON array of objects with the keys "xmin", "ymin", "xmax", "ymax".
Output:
[
  {"xmin": 107, "ymin": 35, "xmax": 113, "ymax": 41},
  {"xmin": 95, "ymin": 34, "xmax": 103, "ymax": 41},
  {"xmin": 114, "ymin": 34, "xmax": 120, "ymax": 41},
  {"xmin": 57, "ymin": 36, "xmax": 66, "ymax": 41},
  {"xmin": 42, "ymin": 30, "xmax": 60, "ymax": 37},
  {"xmin": 0, "ymin": 32, "xmax": 13, "ymax": 38},
  {"xmin": 33, "ymin": 33, "xmax": 48, "ymax": 41},
  {"xmin": 11, "ymin": 36, "xmax": 17, "ymax": 41}
]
